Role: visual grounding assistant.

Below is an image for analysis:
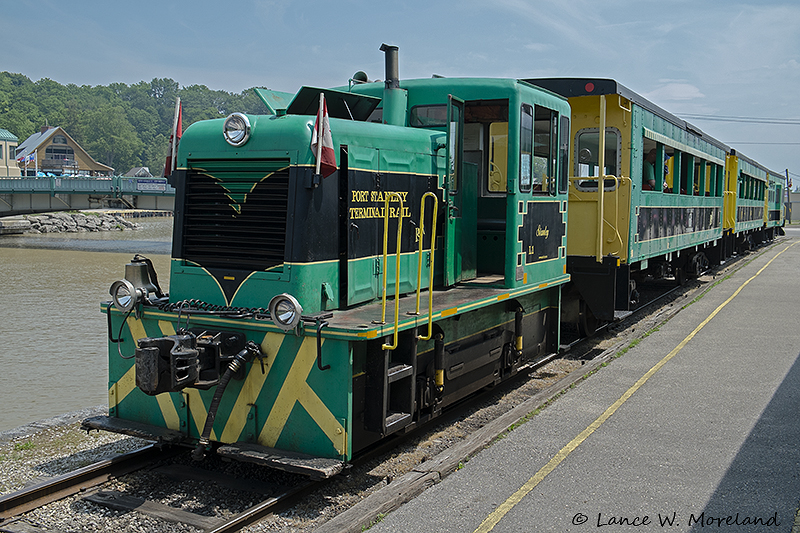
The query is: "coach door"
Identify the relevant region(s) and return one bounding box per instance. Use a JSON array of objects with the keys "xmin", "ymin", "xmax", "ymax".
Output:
[{"xmin": 444, "ymin": 95, "xmax": 477, "ymax": 286}]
